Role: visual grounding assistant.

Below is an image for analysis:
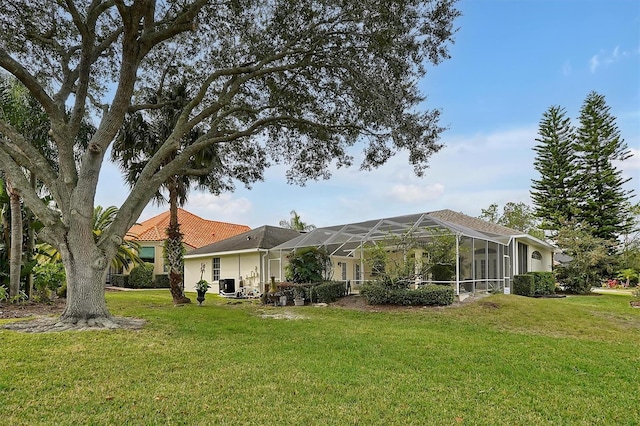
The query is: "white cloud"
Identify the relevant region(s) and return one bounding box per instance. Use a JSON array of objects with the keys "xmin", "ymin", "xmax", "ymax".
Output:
[
  {"xmin": 590, "ymin": 55, "xmax": 600, "ymax": 73},
  {"xmin": 590, "ymin": 45, "xmax": 639, "ymax": 73},
  {"xmin": 627, "ymin": 148, "xmax": 640, "ymax": 170},
  {"xmin": 187, "ymin": 192, "xmax": 252, "ymax": 220},
  {"xmin": 388, "ymin": 183, "xmax": 445, "ymax": 203}
]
